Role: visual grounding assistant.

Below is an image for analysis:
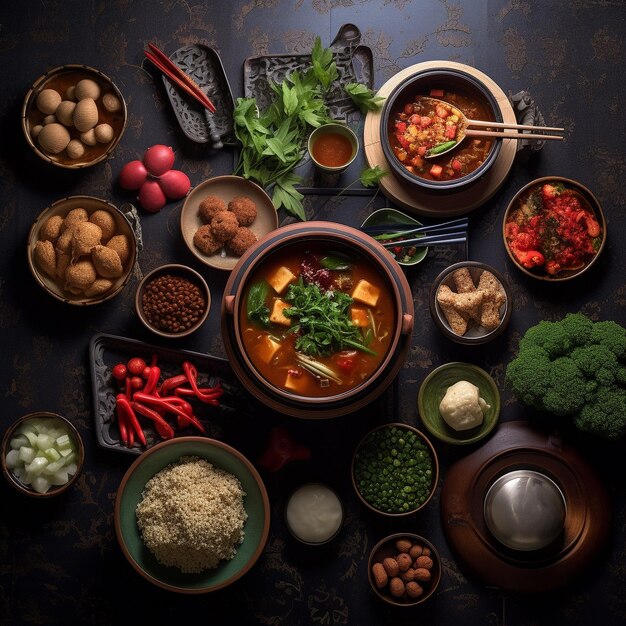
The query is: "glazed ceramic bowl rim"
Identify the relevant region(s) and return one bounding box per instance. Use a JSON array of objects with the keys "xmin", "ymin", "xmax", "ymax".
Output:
[
  {"xmin": 114, "ymin": 436, "xmax": 271, "ymax": 594},
  {"xmin": 21, "ymin": 63, "xmax": 128, "ymax": 169},
  {"xmin": 135, "ymin": 263, "xmax": 211, "ymax": 338},
  {"xmin": 367, "ymin": 532, "xmax": 442, "ymax": 606},
  {"xmin": 351, "ymin": 422, "xmax": 439, "ymax": 517},
  {"xmin": 223, "ymin": 222, "xmax": 412, "ymax": 409},
  {"xmin": 380, "ymin": 67, "xmax": 503, "ymax": 191},
  {"xmin": 1, "ymin": 411, "xmax": 85, "ymax": 498},
  {"xmin": 27, "ymin": 195, "xmax": 138, "ymax": 306},
  {"xmin": 429, "ymin": 261, "xmax": 512, "ymax": 344},
  {"xmin": 502, "ymin": 176, "xmax": 607, "ymax": 281},
  {"xmin": 417, "ymin": 361, "xmax": 501, "ymax": 445},
  {"xmin": 284, "ymin": 482, "xmax": 345, "ymax": 546}
]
